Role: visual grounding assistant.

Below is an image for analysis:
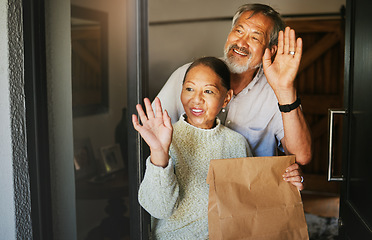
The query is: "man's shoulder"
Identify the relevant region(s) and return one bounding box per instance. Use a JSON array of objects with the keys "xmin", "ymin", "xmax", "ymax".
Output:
[
  {"xmin": 163, "ymin": 62, "xmax": 192, "ymax": 86},
  {"xmin": 172, "ymin": 62, "xmax": 192, "ymax": 75}
]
